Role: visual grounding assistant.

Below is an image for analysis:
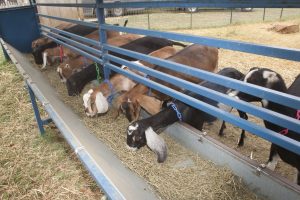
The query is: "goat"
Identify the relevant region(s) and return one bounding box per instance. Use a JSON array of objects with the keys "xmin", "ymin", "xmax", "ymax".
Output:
[
  {"xmin": 66, "ymin": 36, "xmax": 186, "ymax": 96},
  {"xmin": 116, "ymin": 44, "xmax": 219, "ymax": 122},
  {"xmin": 83, "ymin": 46, "xmax": 177, "ymax": 117},
  {"xmin": 236, "ymin": 68, "xmax": 300, "ymax": 185},
  {"xmin": 32, "ymin": 23, "xmax": 97, "ymax": 64},
  {"xmin": 126, "ymin": 68, "xmax": 244, "ymax": 163}
]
